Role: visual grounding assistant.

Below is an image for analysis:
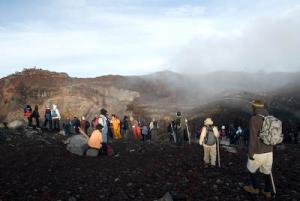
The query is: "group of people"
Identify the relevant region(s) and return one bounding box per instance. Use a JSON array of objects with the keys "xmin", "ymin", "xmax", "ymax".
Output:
[{"xmin": 24, "ymin": 99, "xmax": 283, "ymax": 198}]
